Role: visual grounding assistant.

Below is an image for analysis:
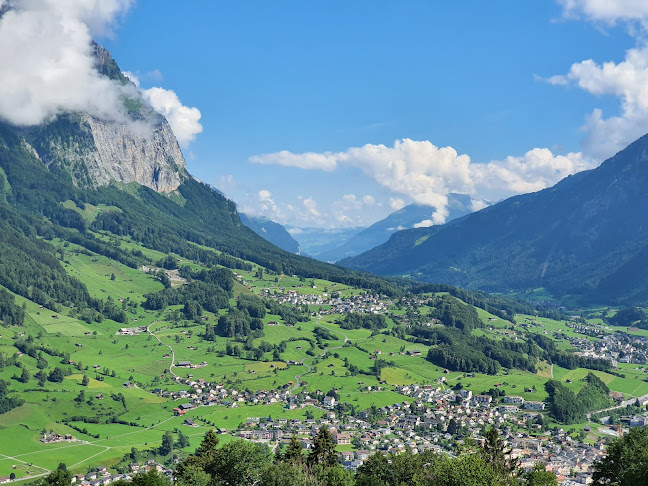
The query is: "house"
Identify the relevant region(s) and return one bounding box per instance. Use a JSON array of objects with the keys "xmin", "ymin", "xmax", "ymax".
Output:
[
  {"xmin": 177, "ymin": 361, "xmax": 192, "ymax": 368},
  {"xmin": 473, "ymin": 395, "xmax": 493, "ymax": 405},
  {"xmin": 523, "ymin": 401, "xmax": 546, "ymax": 411},
  {"xmin": 323, "ymin": 396, "xmax": 336, "ymax": 408},
  {"xmin": 407, "ymin": 350, "xmax": 422, "ymax": 356},
  {"xmin": 334, "ymin": 432, "xmax": 351, "ymax": 445},
  {"xmin": 502, "ymin": 396, "xmax": 525, "ymax": 405}
]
